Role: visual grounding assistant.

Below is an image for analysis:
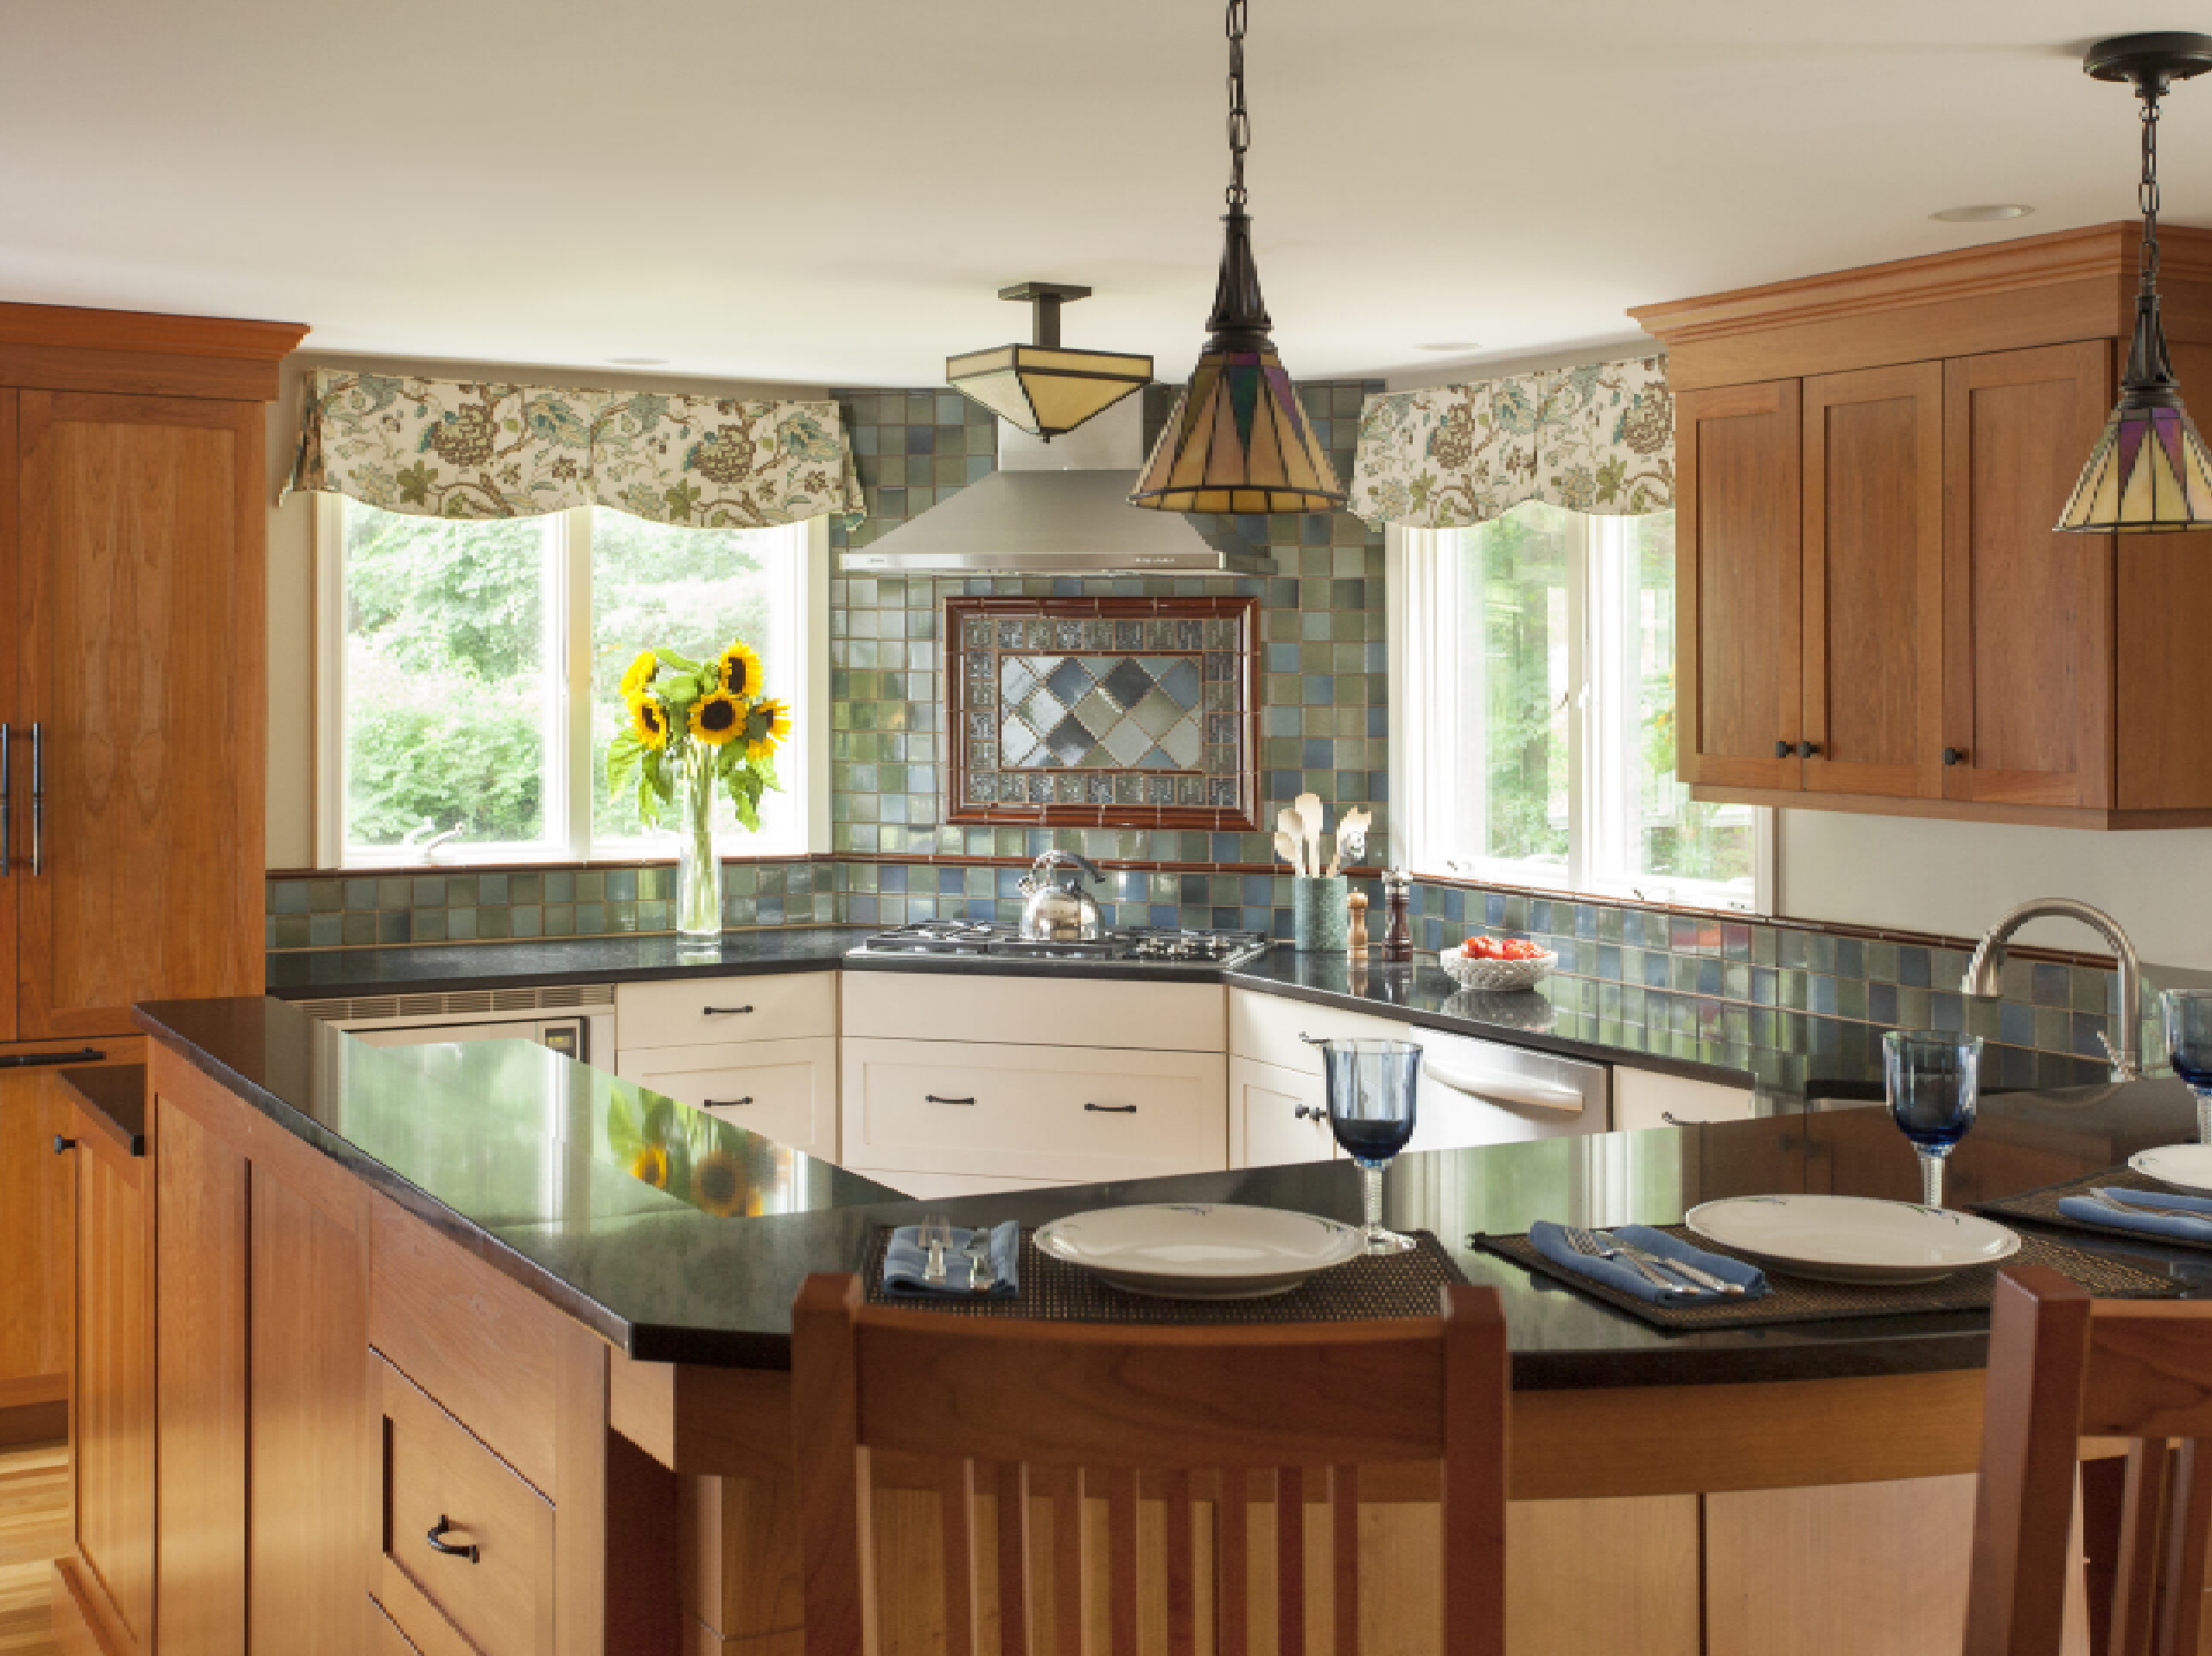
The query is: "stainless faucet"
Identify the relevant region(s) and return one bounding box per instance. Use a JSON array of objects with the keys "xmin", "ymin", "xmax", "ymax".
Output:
[{"xmin": 1961, "ymin": 899, "xmax": 2143, "ymax": 1082}]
